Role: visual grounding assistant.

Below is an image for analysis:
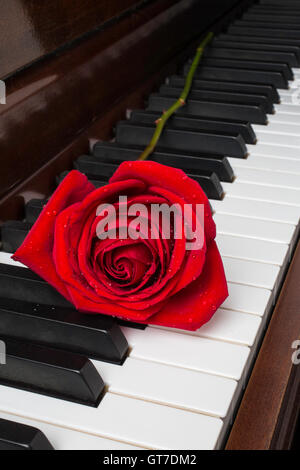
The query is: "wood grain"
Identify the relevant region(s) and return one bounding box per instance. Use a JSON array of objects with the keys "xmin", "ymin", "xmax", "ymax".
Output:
[{"xmin": 226, "ymin": 240, "xmax": 300, "ymax": 450}]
